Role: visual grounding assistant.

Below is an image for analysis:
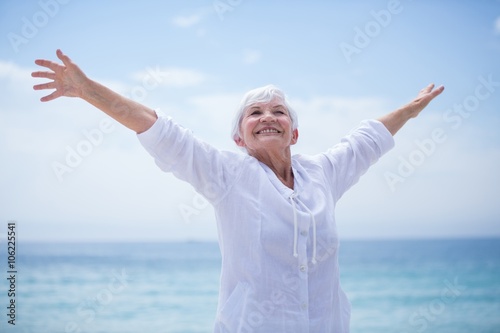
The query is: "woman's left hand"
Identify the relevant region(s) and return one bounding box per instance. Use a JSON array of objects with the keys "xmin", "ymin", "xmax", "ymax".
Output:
[
  {"xmin": 406, "ymin": 83, "xmax": 445, "ymax": 118},
  {"xmin": 378, "ymin": 83, "xmax": 445, "ymax": 136}
]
